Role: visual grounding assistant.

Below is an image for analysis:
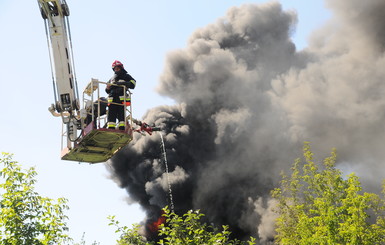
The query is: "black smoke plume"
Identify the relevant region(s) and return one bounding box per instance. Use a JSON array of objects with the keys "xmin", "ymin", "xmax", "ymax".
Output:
[{"xmin": 108, "ymin": 1, "xmax": 385, "ymax": 242}]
